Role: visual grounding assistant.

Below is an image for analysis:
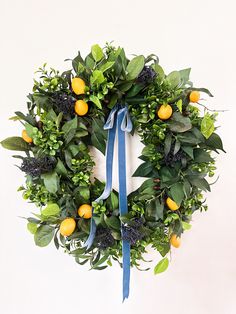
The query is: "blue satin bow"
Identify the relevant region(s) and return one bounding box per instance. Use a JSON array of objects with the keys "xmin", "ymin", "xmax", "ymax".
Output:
[{"xmin": 84, "ymin": 104, "xmax": 132, "ymax": 302}]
